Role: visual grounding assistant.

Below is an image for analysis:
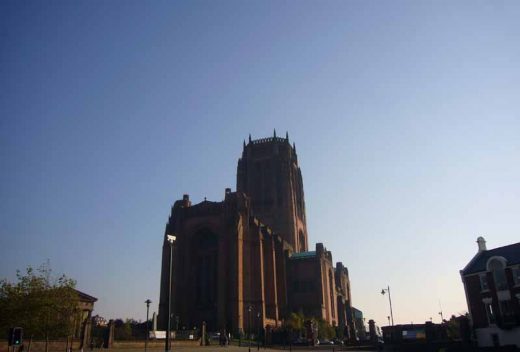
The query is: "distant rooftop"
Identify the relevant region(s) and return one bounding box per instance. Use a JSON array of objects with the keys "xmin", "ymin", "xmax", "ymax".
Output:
[
  {"xmin": 462, "ymin": 241, "xmax": 520, "ymax": 275},
  {"xmin": 290, "ymin": 251, "xmax": 316, "ymax": 259},
  {"xmin": 74, "ymin": 289, "xmax": 98, "ymax": 302}
]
